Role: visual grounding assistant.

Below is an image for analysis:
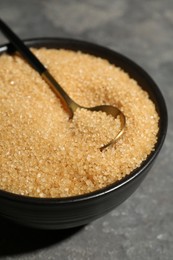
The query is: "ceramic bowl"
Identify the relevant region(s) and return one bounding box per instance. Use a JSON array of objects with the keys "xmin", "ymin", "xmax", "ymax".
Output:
[{"xmin": 0, "ymin": 38, "xmax": 167, "ymax": 229}]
